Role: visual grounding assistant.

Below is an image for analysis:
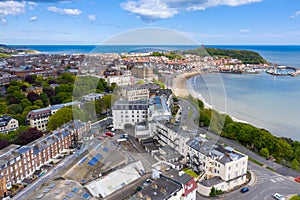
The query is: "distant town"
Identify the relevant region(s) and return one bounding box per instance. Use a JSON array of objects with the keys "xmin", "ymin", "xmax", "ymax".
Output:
[{"xmin": 0, "ymin": 46, "xmax": 299, "ymax": 200}]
